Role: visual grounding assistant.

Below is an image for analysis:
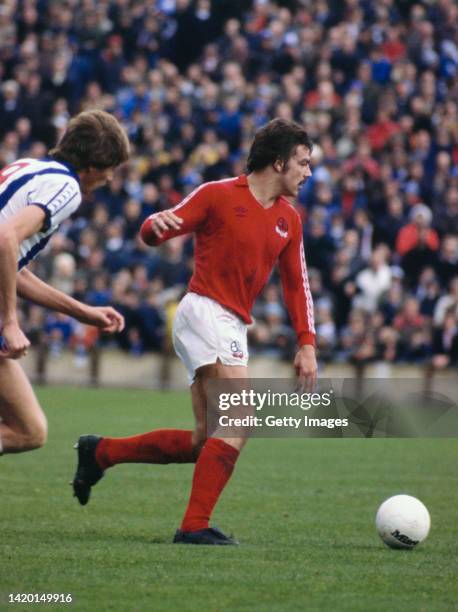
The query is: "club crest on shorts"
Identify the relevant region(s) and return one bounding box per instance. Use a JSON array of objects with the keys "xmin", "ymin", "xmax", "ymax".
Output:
[
  {"xmin": 275, "ymin": 217, "xmax": 288, "ymax": 238},
  {"xmin": 230, "ymin": 340, "xmax": 244, "ymax": 359}
]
